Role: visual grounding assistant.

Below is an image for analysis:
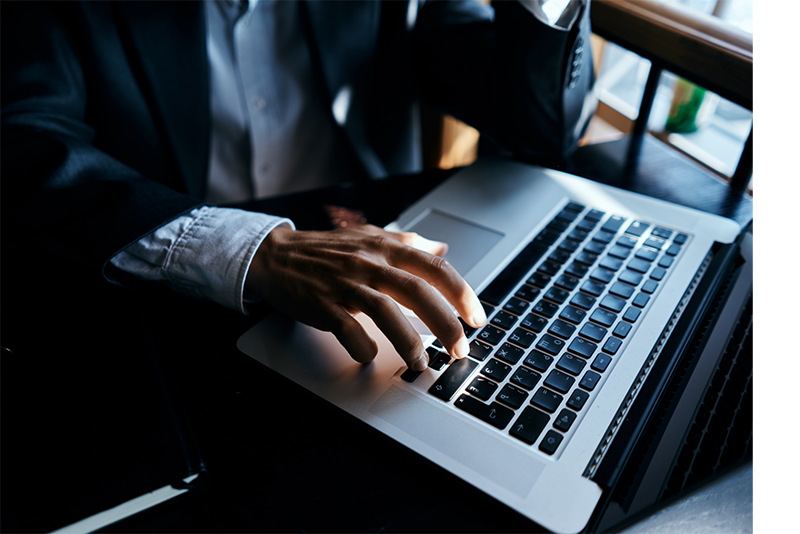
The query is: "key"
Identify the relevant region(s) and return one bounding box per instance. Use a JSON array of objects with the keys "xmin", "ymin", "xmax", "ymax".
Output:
[
  {"xmin": 494, "ymin": 342, "xmax": 524, "ymax": 365},
  {"xmin": 427, "ymin": 347, "xmax": 451, "ymax": 370},
  {"xmin": 616, "ymin": 235, "xmax": 638, "ymax": 248},
  {"xmin": 644, "ymin": 237, "xmax": 665, "ymax": 250},
  {"xmin": 557, "ymin": 239, "xmax": 581, "ymax": 253},
  {"xmin": 674, "ymin": 233, "xmax": 688, "ymax": 245},
  {"xmin": 510, "ymin": 367, "xmax": 542, "ymax": 391},
  {"xmin": 548, "ymin": 250, "xmax": 571, "ymax": 265},
  {"xmin": 539, "ymin": 430, "xmax": 564, "ymax": 455},
  {"xmin": 559, "ymin": 305, "xmax": 586, "ymax": 325},
  {"xmin": 579, "ymin": 371, "xmax": 601, "ymax": 391},
  {"xmin": 545, "ymin": 369, "xmax": 575, "ymax": 393},
  {"xmin": 510, "ymin": 406, "xmax": 550, "ymax": 445},
  {"xmin": 527, "ymin": 272, "xmax": 551, "ymax": 289},
  {"xmin": 548, "ymin": 318, "xmax": 576, "ymax": 339},
  {"xmin": 608, "ymin": 245, "xmax": 632, "ymax": 260},
  {"xmin": 627, "ymin": 258, "xmax": 651, "ymax": 274},
  {"xmin": 590, "ymin": 308, "xmax": 617, "ymax": 327},
  {"xmin": 635, "ymin": 248, "xmax": 658, "ymax": 262},
  {"xmin": 567, "ymin": 389, "xmax": 589, "ymax": 411},
  {"xmin": 574, "ymin": 251, "xmax": 598, "ymax": 265},
  {"xmin": 633, "ymin": 293, "xmax": 651, "ymax": 308},
  {"xmin": 497, "ymin": 384, "xmax": 529, "ymax": 409},
  {"xmin": 583, "ymin": 241, "xmax": 605, "ymax": 255},
  {"xmin": 658, "ymin": 256, "xmax": 674, "ymax": 269},
  {"xmin": 585, "ymin": 209, "xmax": 605, "ymax": 221},
  {"xmin": 609, "ymin": 281, "xmax": 635, "ymax": 299},
  {"xmin": 602, "ymin": 337, "xmax": 622, "ymax": 355},
  {"xmin": 508, "ymin": 327, "xmax": 536, "ymax": 349},
  {"xmin": 601, "ymin": 216, "xmax": 626, "ymax": 234},
  {"xmin": 553, "ymin": 409, "xmax": 577, "ymax": 432},
  {"xmin": 521, "ymin": 313, "xmax": 548, "ymax": 333},
  {"xmin": 591, "ymin": 353, "xmax": 613, "ymax": 372},
  {"xmin": 536, "ymin": 334, "xmax": 565, "ymax": 356},
  {"xmin": 555, "ymin": 274, "xmax": 580, "ymax": 291},
  {"xmin": 531, "ymin": 387, "xmax": 563, "ymax": 413},
  {"xmin": 523, "ymin": 350, "xmax": 554, "ymax": 373},
  {"xmin": 481, "ymin": 358, "xmax": 512, "ymax": 382},
  {"xmin": 592, "ymin": 230, "xmax": 614, "ymax": 244},
  {"xmin": 641, "ymin": 279, "xmax": 658, "ymax": 294},
  {"xmin": 599, "ymin": 294, "xmax": 626, "ymax": 313},
  {"xmin": 469, "ymin": 339, "xmax": 492, "ymax": 361},
  {"xmin": 544, "ymin": 287, "xmax": 570, "ymax": 304},
  {"xmin": 599, "ymin": 256, "xmax": 623, "ymax": 272},
  {"xmin": 651, "ymin": 227, "xmax": 673, "ymax": 239},
  {"xmin": 467, "ymin": 376, "xmax": 498, "ymax": 400},
  {"xmin": 580, "ymin": 280, "xmax": 604, "ymax": 297},
  {"xmin": 570, "ymin": 292, "xmax": 596, "ymax": 310},
  {"xmin": 533, "ymin": 299, "xmax": 559, "ymax": 318},
  {"xmin": 650, "ymin": 267, "xmax": 666, "ymax": 280},
  {"xmin": 565, "ymin": 262, "xmax": 588, "ymax": 278},
  {"xmin": 503, "ymin": 297, "xmax": 529, "ymax": 316},
  {"xmin": 568, "ymin": 337, "xmax": 597, "ymax": 359},
  {"xmin": 477, "ymin": 325, "xmax": 505, "ymax": 345},
  {"xmin": 623, "ymin": 307, "xmax": 641, "ymax": 323},
  {"xmin": 557, "ymin": 353, "xmax": 586, "ymax": 375},
  {"xmin": 619, "ymin": 270, "xmax": 643, "ymax": 286},
  {"xmin": 613, "ymin": 321, "xmax": 632, "ymax": 338},
  {"xmin": 429, "ymin": 358, "xmax": 478, "ymax": 401},
  {"xmin": 581, "ymin": 322, "xmax": 608, "ymax": 343},
  {"xmin": 515, "ymin": 284, "xmax": 540, "ymax": 302},
  {"xmin": 625, "ymin": 220, "xmax": 649, "ymax": 237},
  {"xmin": 455, "ymin": 395, "xmax": 514, "ymax": 429},
  {"xmin": 590, "ymin": 268, "xmax": 614, "ymax": 284},
  {"xmin": 490, "ymin": 310, "xmax": 517, "ymax": 330}
]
